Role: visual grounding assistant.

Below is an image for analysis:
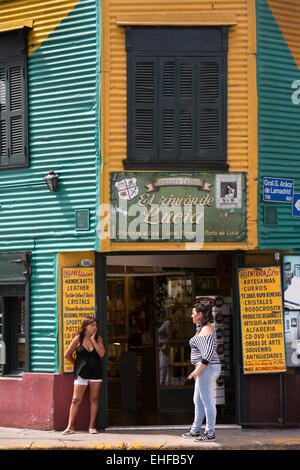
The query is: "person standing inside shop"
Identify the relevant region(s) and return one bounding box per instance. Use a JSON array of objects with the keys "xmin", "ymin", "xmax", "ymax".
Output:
[
  {"xmin": 182, "ymin": 302, "xmax": 221, "ymax": 441},
  {"xmin": 62, "ymin": 317, "xmax": 105, "ymax": 435}
]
